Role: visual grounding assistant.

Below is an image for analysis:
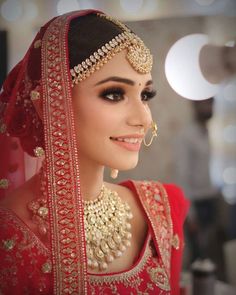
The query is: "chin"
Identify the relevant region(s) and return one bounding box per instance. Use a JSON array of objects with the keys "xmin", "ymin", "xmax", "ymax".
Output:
[{"xmin": 114, "ymin": 155, "xmax": 139, "ymax": 171}]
